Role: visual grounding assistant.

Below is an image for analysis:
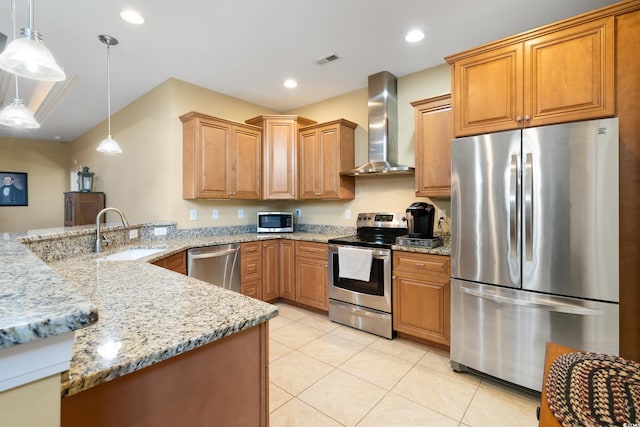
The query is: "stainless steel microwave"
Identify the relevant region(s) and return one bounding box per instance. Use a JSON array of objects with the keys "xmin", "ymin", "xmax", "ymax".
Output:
[{"xmin": 257, "ymin": 211, "xmax": 294, "ymax": 233}]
